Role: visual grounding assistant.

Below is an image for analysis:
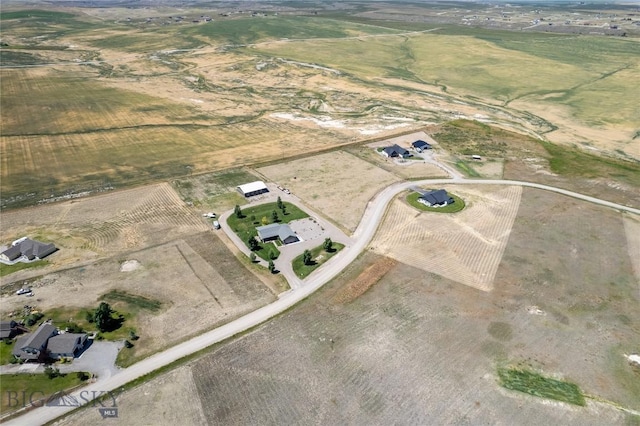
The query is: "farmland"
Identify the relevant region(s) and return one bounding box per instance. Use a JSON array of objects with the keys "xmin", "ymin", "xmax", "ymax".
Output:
[
  {"xmin": 53, "ymin": 178, "xmax": 640, "ymax": 425},
  {"xmin": 1, "ymin": 3, "xmax": 639, "ymax": 210}
]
